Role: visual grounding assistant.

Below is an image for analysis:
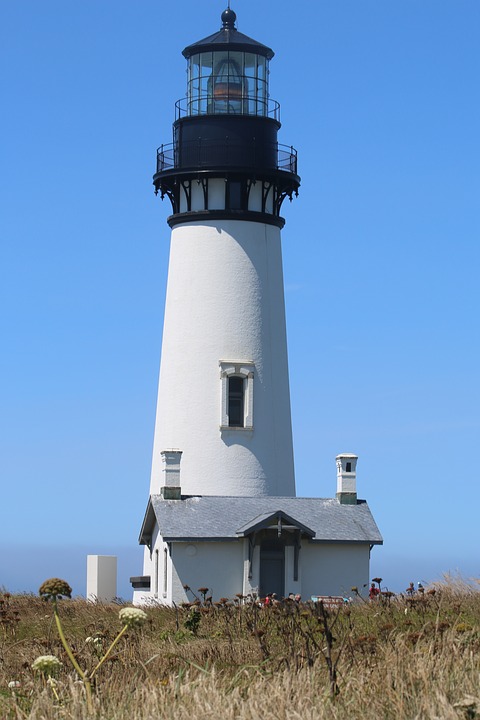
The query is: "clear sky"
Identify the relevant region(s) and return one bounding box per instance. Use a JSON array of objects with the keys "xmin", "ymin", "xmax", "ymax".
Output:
[{"xmin": 1, "ymin": 1, "xmax": 479, "ymax": 600}]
